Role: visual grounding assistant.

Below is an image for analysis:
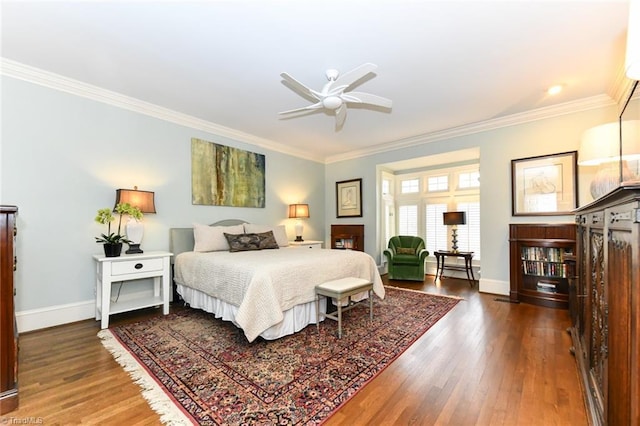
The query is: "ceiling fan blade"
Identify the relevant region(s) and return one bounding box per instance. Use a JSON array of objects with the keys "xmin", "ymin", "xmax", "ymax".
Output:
[
  {"xmin": 278, "ymin": 102, "xmax": 324, "ymax": 115},
  {"xmin": 280, "ymin": 72, "xmax": 322, "ymax": 101},
  {"xmin": 327, "ymin": 63, "xmax": 377, "ymax": 92},
  {"xmin": 341, "ymin": 91, "xmax": 393, "ymax": 109},
  {"xmin": 335, "ymin": 103, "xmax": 347, "ymax": 128}
]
